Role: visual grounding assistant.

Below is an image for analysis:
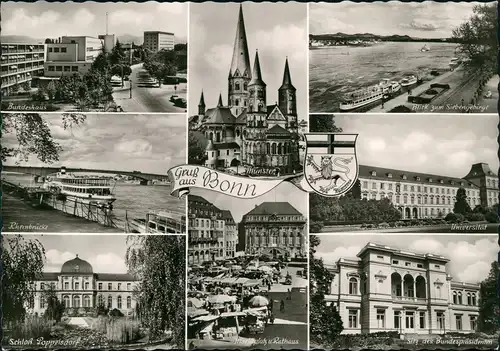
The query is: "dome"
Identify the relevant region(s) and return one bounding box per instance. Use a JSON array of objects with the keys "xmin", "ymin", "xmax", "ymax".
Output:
[{"xmin": 61, "ymin": 255, "xmax": 93, "ymax": 274}]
